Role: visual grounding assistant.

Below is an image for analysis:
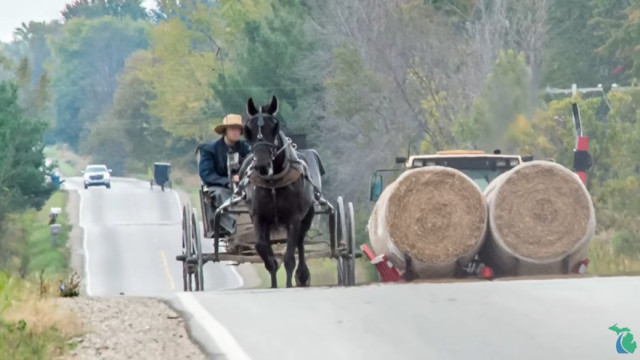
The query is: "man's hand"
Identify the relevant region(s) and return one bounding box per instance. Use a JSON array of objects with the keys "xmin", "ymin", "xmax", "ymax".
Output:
[{"xmin": 228, "ymin": 175, "xmax": 240, "ymax": 189}]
